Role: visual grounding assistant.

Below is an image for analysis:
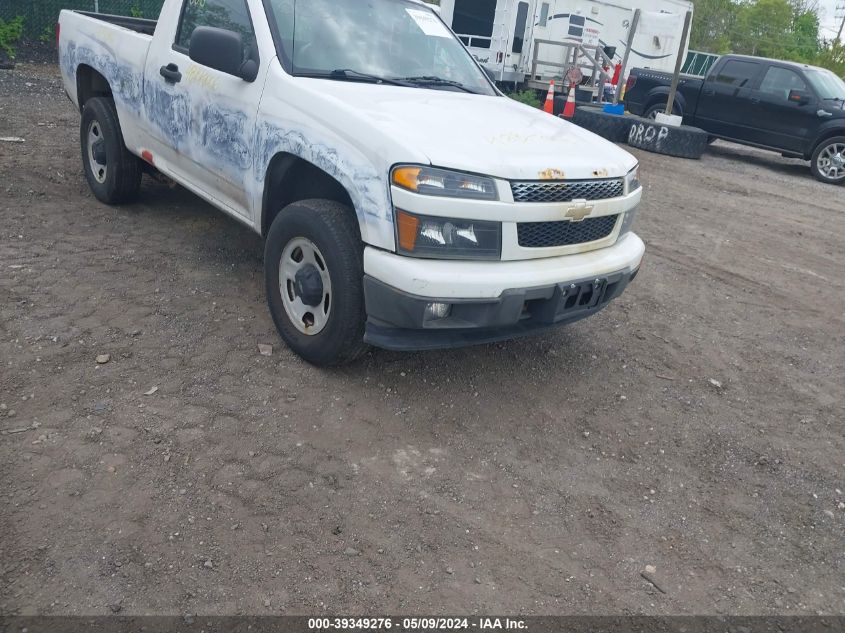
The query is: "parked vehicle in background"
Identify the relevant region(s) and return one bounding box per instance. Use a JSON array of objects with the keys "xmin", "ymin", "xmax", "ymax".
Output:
[
  {"xmin": 439, "ymin": 0, "xmax": 692, "ymax": 91},
  {"xmin": 57, "ymin": 0, "xmax": 645, "ymax": 365},
  {"xmin": 625, "ymin": 54, "xmax": 845, "ymax": 184}
]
